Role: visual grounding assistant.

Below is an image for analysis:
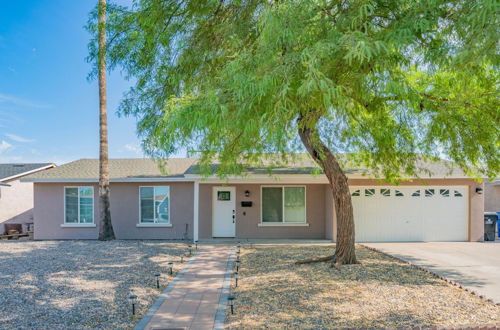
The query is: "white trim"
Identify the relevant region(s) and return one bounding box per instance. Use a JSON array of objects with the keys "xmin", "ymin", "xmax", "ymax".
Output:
[
  {"xmin": 60, "ymin": 223, "xmax": 96, "ymax": 228},
  {"xmin": 22, "ymin": 177, "xmax": 196, "ymax": 183},
  {"xmin": 138, "ymin": 186, "xmax": 171, "ymax": 225},
  {"xmin": 136, "ymin": 223, "xmax": 172, "ymax": 228},
  {"xmin": 258, "ymin": 222, "xmax": 309, "ymax": 227},
  {"xmin": 260, "ymin": 185, "xmax": 307, "ymax": 225},
  {"xmin": 193, "ymin": 181, "xmax": 199, "ymax": 241},
  {"xmin": 64, "ymin": 186, "xmax": 95, "ymax": 225}
]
